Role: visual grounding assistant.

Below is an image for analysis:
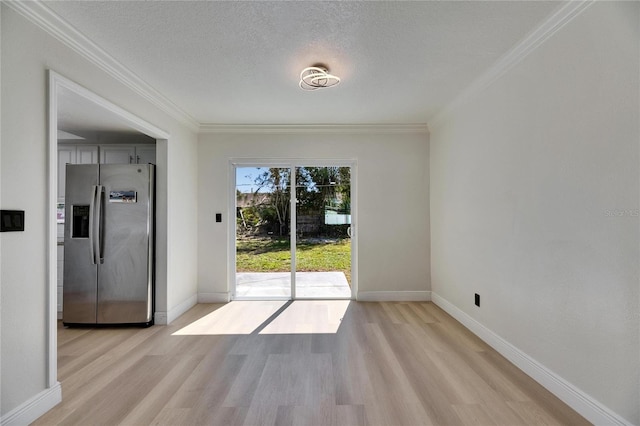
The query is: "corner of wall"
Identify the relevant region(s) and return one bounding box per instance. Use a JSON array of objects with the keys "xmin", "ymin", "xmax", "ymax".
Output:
[{"xmin": 198, "ymin": 292, "xmax": 230, "ymax": 303}]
